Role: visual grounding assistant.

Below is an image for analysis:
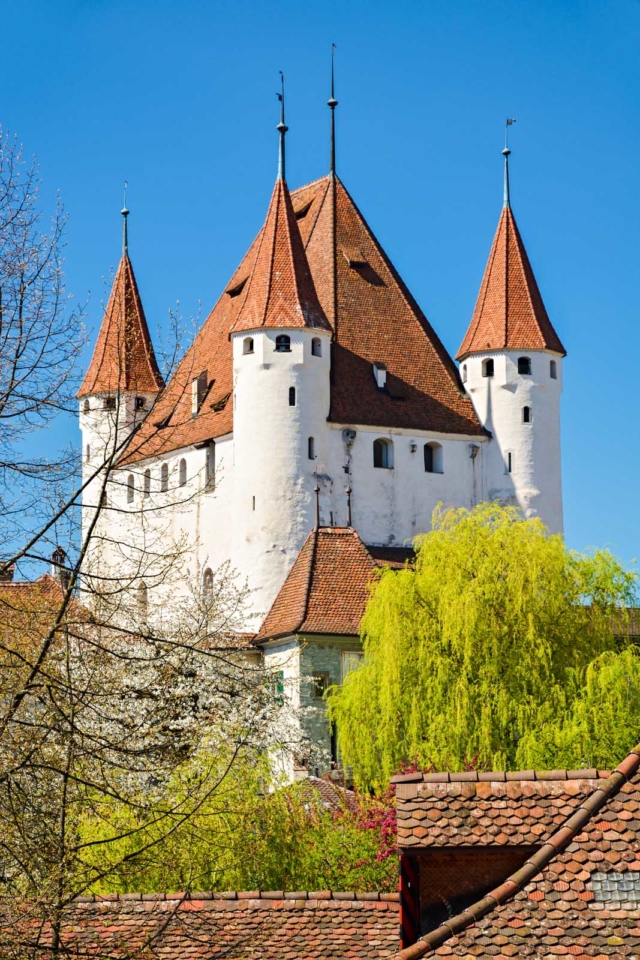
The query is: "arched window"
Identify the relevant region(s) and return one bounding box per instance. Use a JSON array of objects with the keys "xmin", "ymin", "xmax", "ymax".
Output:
[
  {"xmin": 523, "ymin": 406, "xmax": 531, "ymax": 424},
  {"xmin": 482, "ymin": 358, "xmax": 494, "ymax": 378},
  {"xmin": 461, "ymin": 364, "xmax": 467, "ymax": 383},
  {"xmin": 160, "ymin": 463, "xmax": 169, "ymax": 492},
  {"xmin": 518, "ymin": 356, "xmax": 532, "ymax": 376},
  {"xmin": 143, "ymin": 469, "xmax": 151, "ymax": 498},
  {"xmin": 289, "ymin": 387, "xmax": 296, "ymax": 406},
  {"xmin": 275, "ymin": 334, "xmax": 291, "ymax": 353},
  {"xmin": 550, "ymin": 359, "xmax": 557, "ymax": 379},
  {"xmin": 311, "ymin": 337, "xmax": 322, "ymax": 357},
  {"xmin": 83, "ymin": 399, "xmax": 90, "ymax": 413},
  {"xmin": 137, "ymin": 581, "xmax": 148, "ymax": 615},
  {"xmin": 179, "ymin": 458, "xmax": 187, "ymax": 487},
  {"xmin": 205, "ymin": 444, "xmax": 216, "ymax": 490},
  {"xmin": 308, "ymin": 437, "xmax": 315, "ymax": 460},
  {"xmin": 243, "ymin": 337, "xmax": 254, "ymax": 355},
  {"xmin": 85, "ymin": 444, "xmax": 91, "ymax": 463},
  {"xmin": 373, "ymin": 438, "xmax": 392, "ymax": 469},
  {"xmin": 424, "ymin": 442, "xmax": 443, "ymax": 474},
  {"xmin": 127, "ymin": 474, "xmax": 135, "ymax": 503},
  {"xmin": 203, "ymin": 568, "xmax": 213, "ymax": 597}
]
